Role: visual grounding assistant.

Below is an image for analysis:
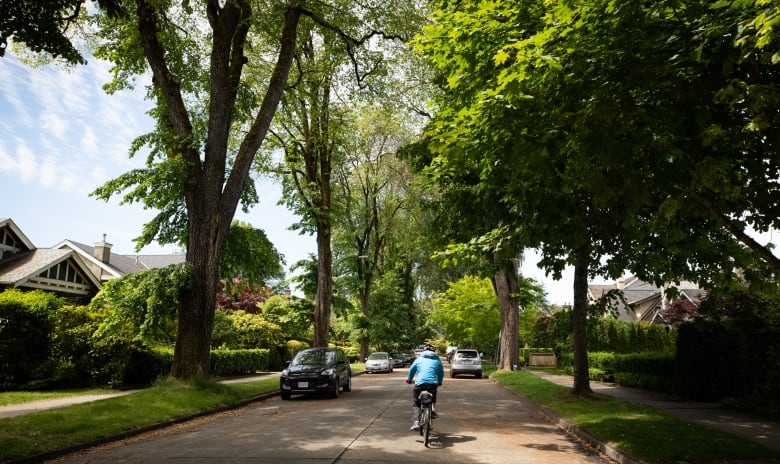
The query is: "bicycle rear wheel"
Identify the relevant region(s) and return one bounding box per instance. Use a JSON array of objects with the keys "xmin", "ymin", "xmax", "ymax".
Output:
[{"xmin": 421, "ymin": 405, "xmax": 431, "ymax": 446}]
